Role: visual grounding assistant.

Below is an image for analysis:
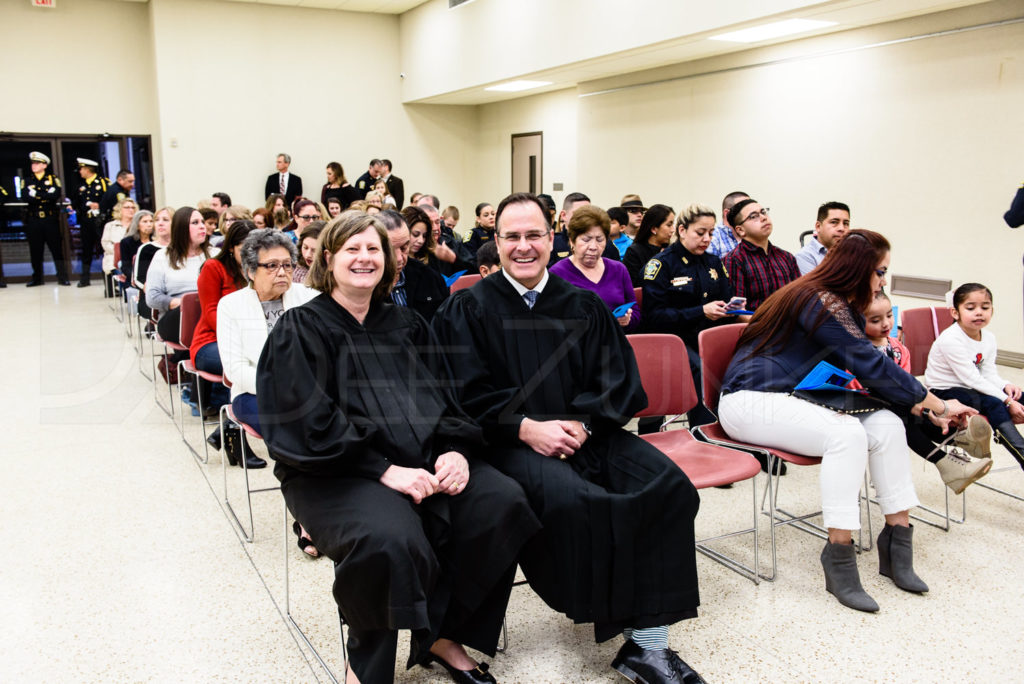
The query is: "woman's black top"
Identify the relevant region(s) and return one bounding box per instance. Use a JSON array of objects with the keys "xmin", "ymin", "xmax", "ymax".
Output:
[{"xmin": 622, "ymin": 240, "xmax": 662, "ymax": 288}]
